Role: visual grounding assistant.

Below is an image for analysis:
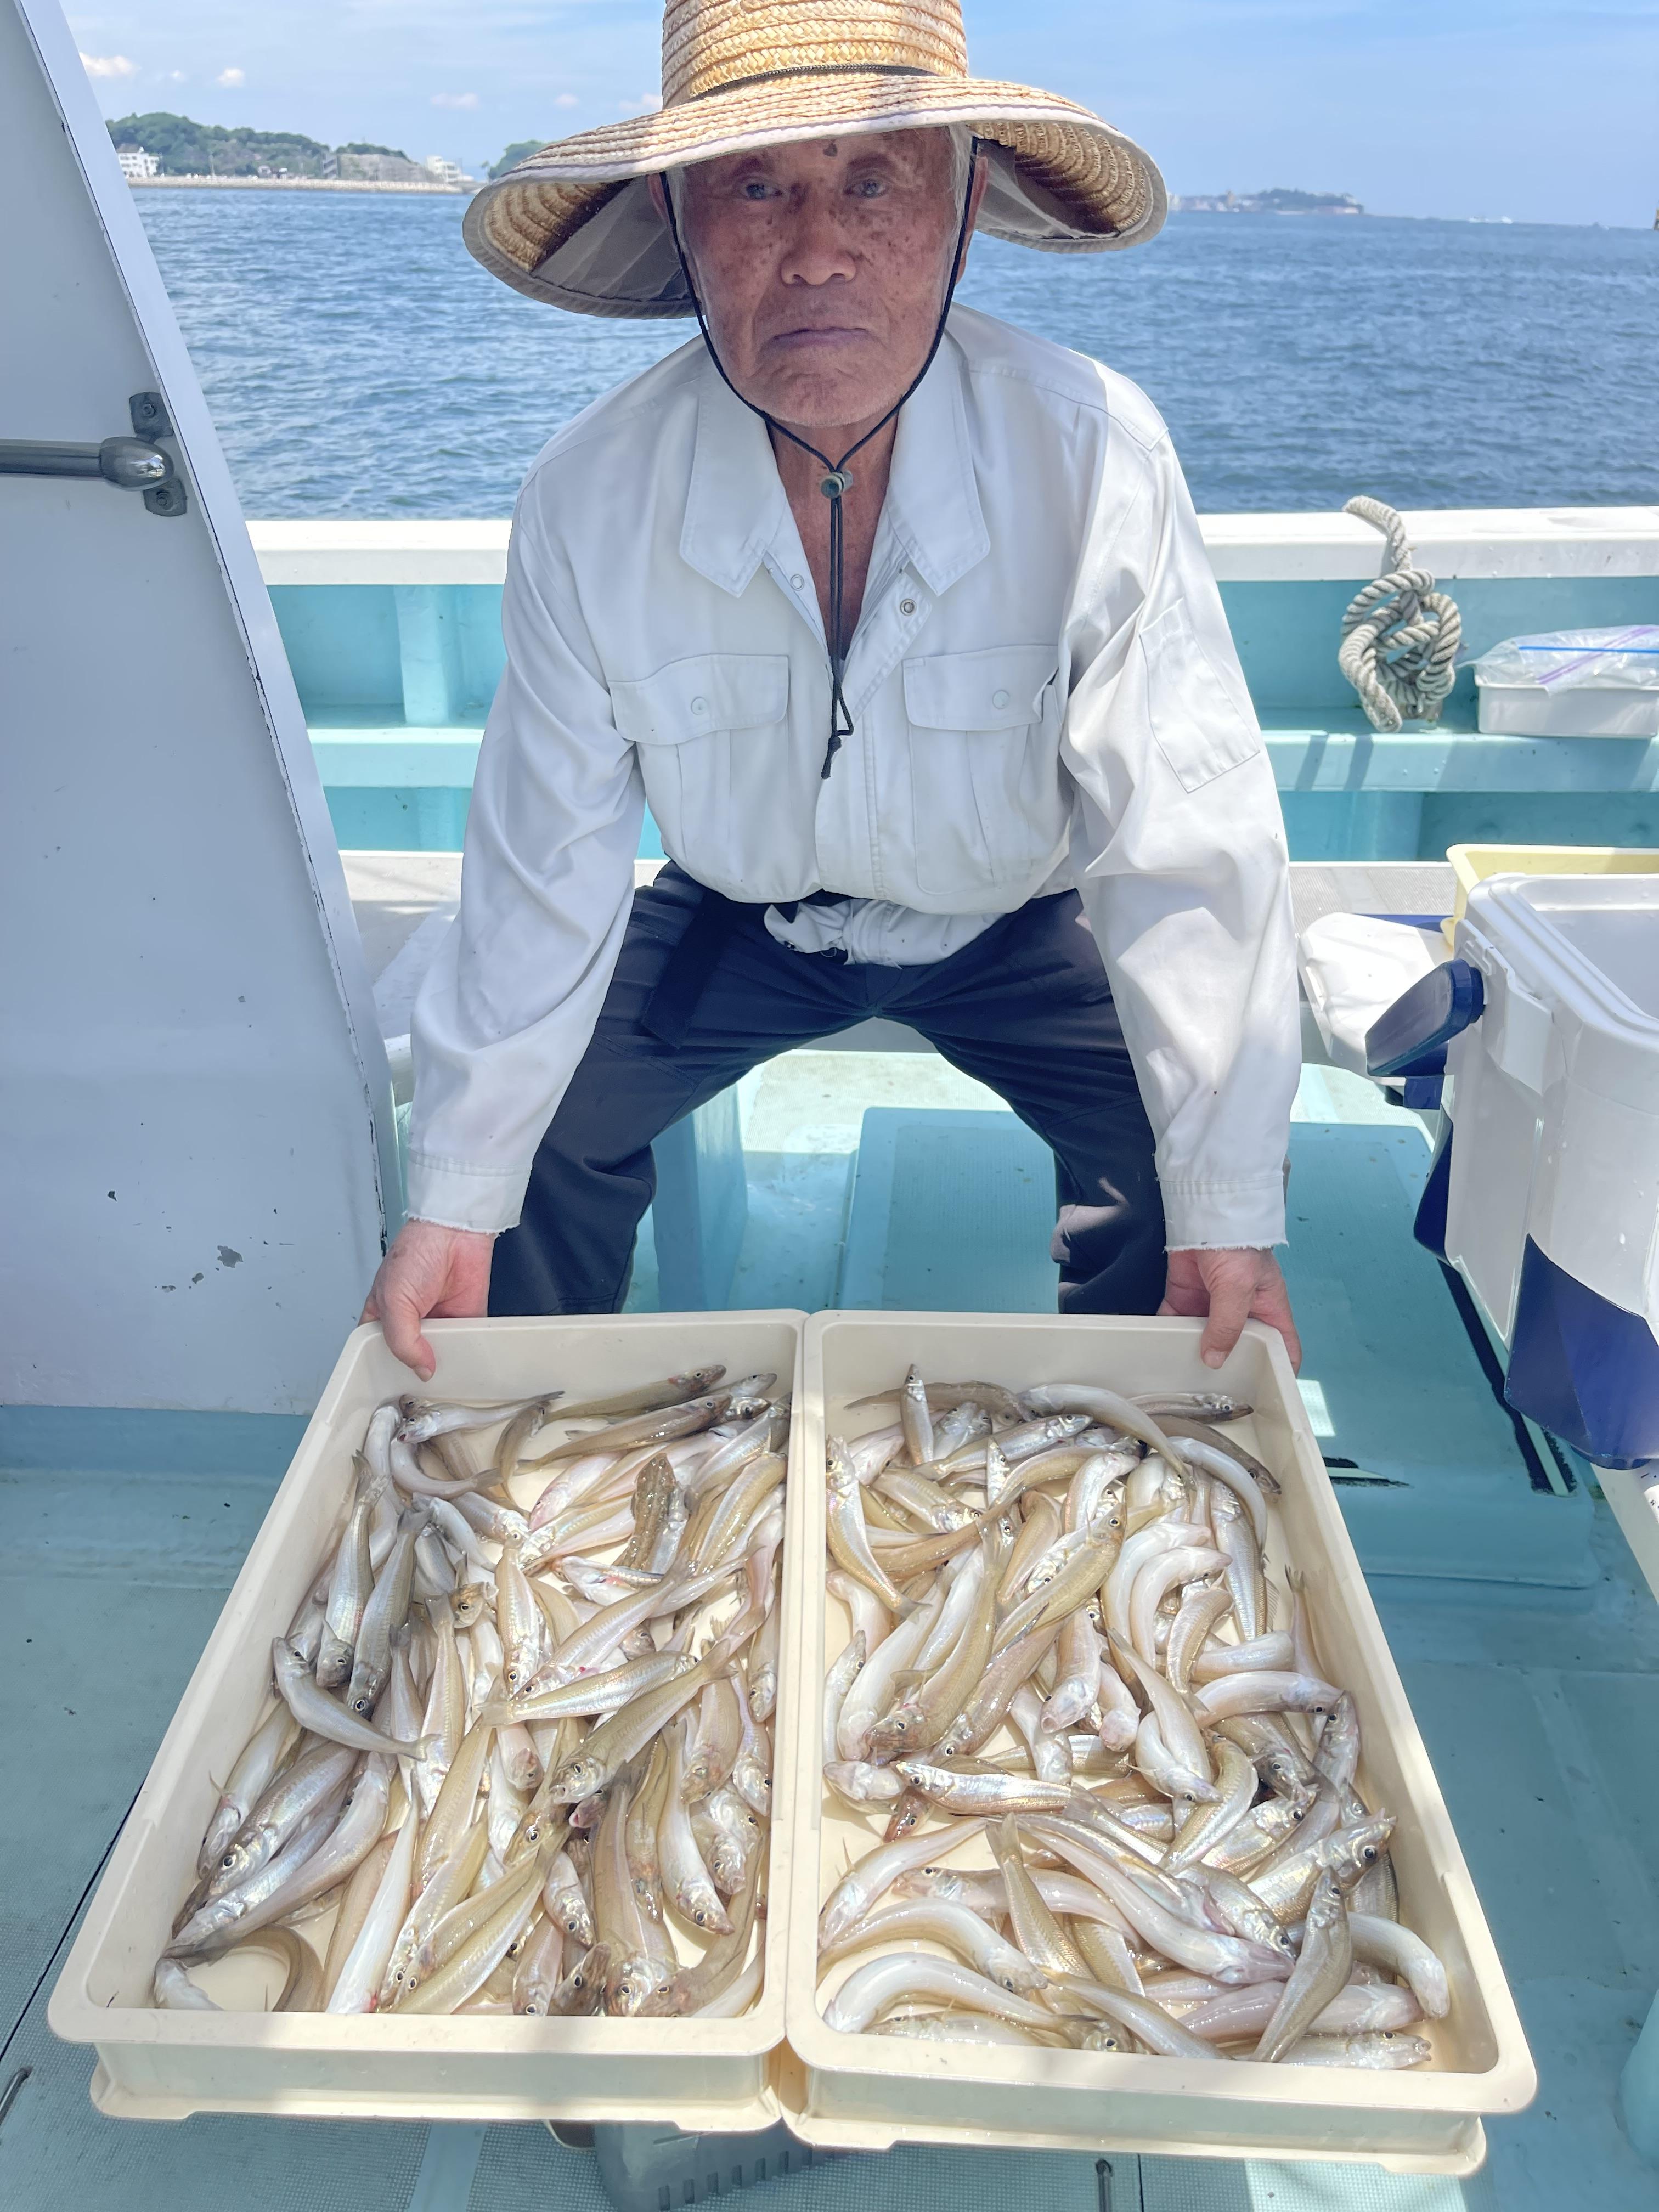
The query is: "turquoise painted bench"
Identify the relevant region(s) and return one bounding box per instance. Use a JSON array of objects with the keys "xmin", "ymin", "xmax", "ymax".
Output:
[{"xmin": 277, "ymin": 558, "xmax": 1659, "ymax": 862}]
